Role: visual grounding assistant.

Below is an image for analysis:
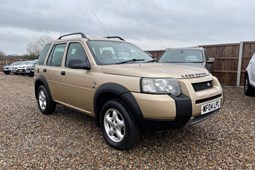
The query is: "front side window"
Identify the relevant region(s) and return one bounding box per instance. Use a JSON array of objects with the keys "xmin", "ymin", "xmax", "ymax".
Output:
[
  {"xmin": 88, "ymin": 40, "xmax": 152, "ymax": 65},
  {"xmin": 65, "ymin": 43, "xmax": 88, "ymax": 68},
  {"xmin": 47, "ymin": 44, "xmax": 66, "ymax": 66},
  {"xmin": 159, "ymin": 50, "xmax": 203, "ymax": 63}
]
